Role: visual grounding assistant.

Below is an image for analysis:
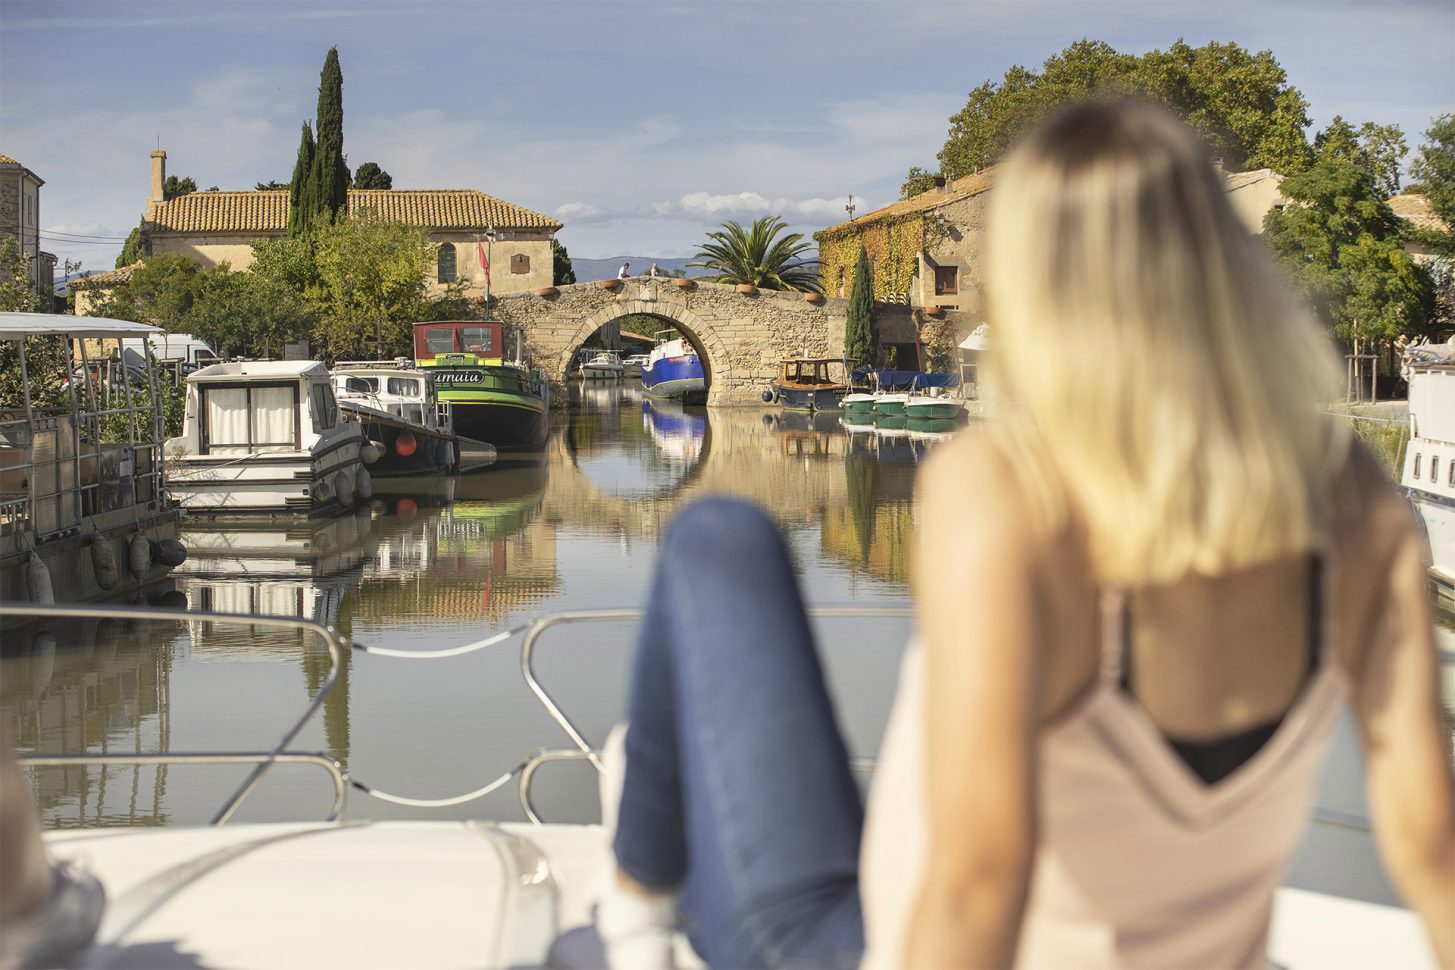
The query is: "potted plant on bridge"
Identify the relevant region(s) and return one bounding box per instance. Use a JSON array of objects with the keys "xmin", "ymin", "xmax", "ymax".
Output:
[
  {"xmin": 538, "ymin": 286, "xmax": 559, "ymax": 298},
  {"xmin": 736, "ymin": 283, "xmax": 758, "ymax": 295}
]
